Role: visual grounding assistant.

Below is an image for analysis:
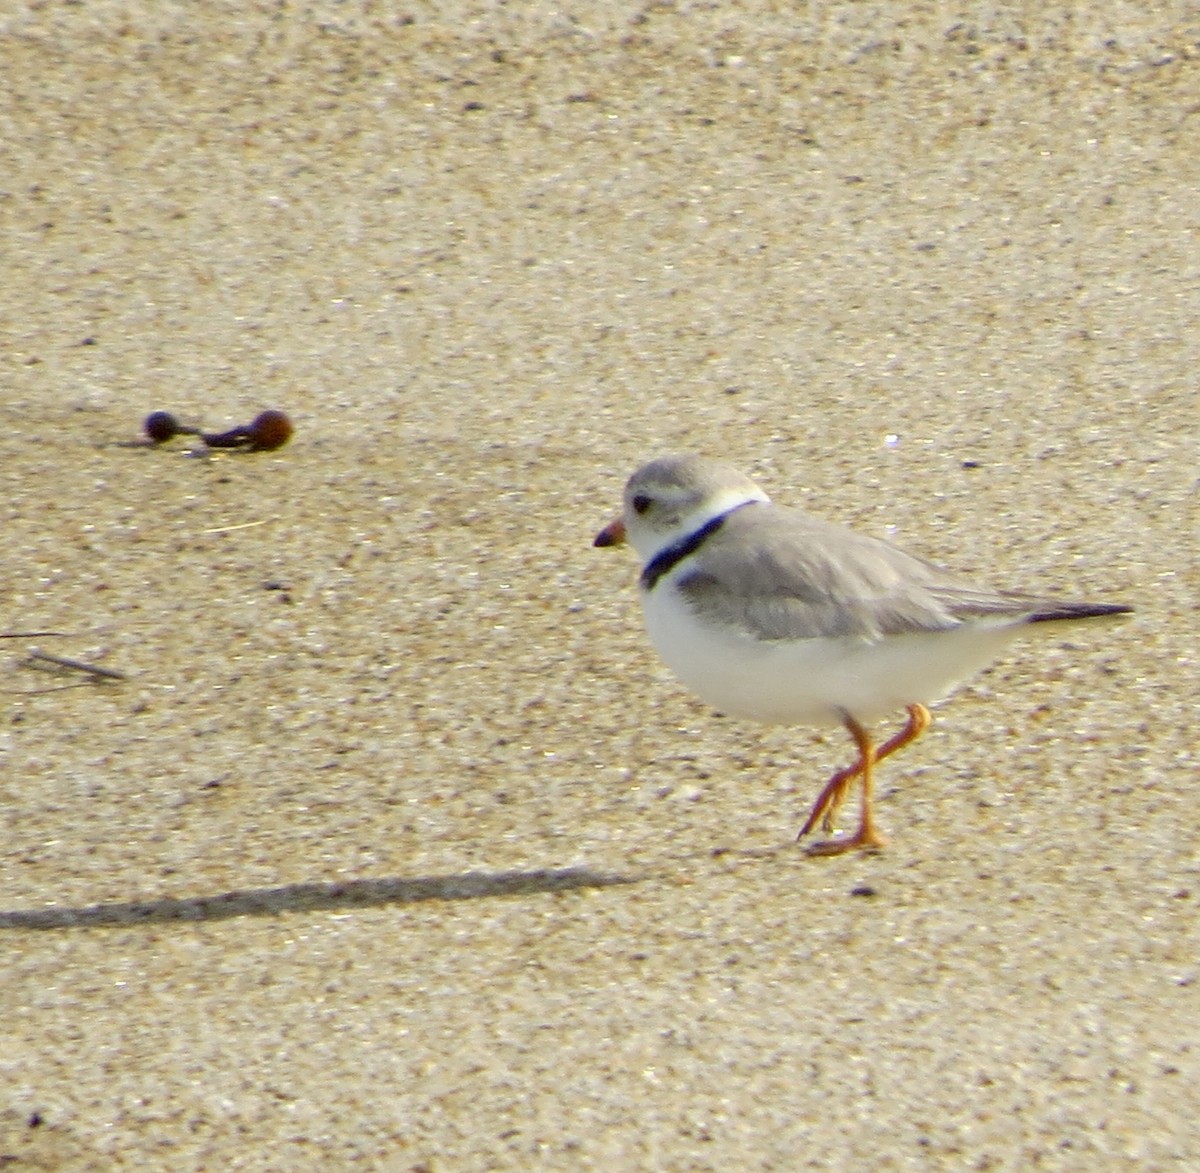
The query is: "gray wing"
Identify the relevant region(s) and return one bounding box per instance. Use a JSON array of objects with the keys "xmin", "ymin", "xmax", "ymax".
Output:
[{"xmin": 675, "ymin": 505, "xmax": 1081, "ymax": 642}]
